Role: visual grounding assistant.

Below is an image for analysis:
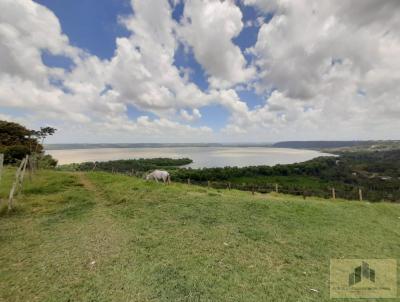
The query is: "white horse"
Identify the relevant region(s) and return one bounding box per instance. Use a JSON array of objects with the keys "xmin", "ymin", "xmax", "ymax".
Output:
[{"xmin": 146, "ymin": 170, "xmax": 171, "ymax": 184}]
